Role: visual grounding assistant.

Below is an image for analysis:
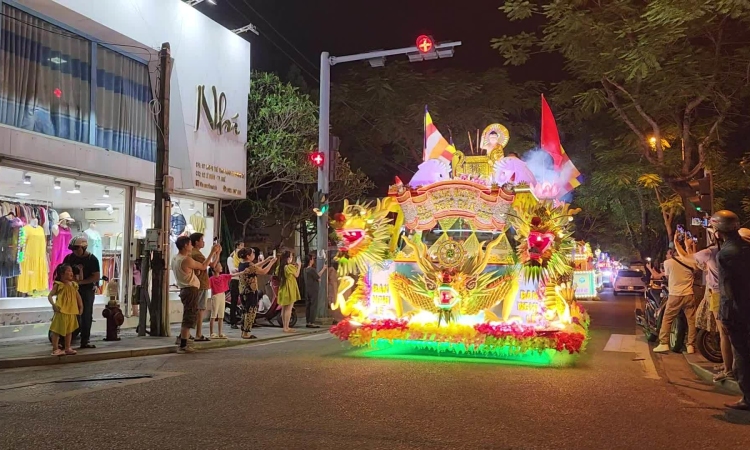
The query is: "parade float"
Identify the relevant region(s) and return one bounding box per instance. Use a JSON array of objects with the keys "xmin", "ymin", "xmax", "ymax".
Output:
[
  {"xmin": 572, "ymin": 241, "xmax": 604, "ymax": 299},
  {"xmin": 329, "ymin": 96, "xmax": 590, "ymax": 365}
]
